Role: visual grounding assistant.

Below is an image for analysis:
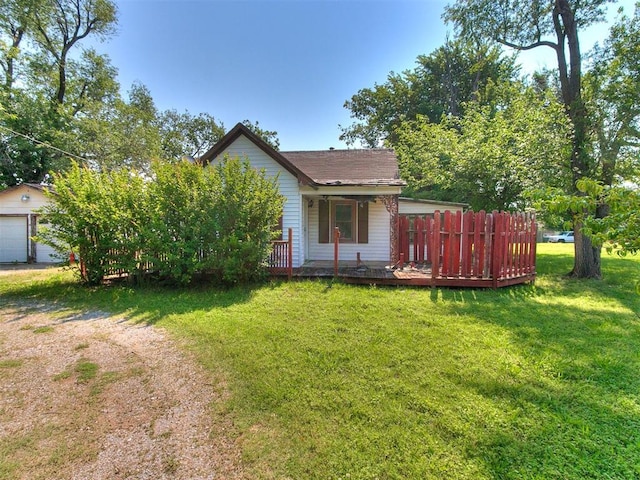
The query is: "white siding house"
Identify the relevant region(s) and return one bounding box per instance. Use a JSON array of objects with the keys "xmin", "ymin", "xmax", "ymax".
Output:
[
  {"xmin": 200, "ymin": 123, "xmax": 406, "ymax": 267},
  {"xmin": 205, "ymin": 134, "xmax": 305, "ymax": 267}
]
